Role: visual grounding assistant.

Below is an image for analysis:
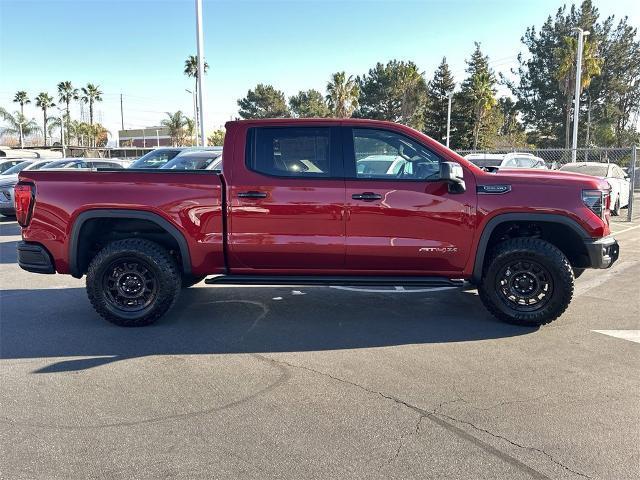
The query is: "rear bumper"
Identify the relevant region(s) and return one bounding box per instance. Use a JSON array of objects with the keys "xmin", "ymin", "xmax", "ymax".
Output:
[
  {"xmin": 17, "ymin": 241, "xmax": 55, "ymax": 274},
  {"xmin": 584, "ymin": 236, "xmax": 619, "ymax": 269}
]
